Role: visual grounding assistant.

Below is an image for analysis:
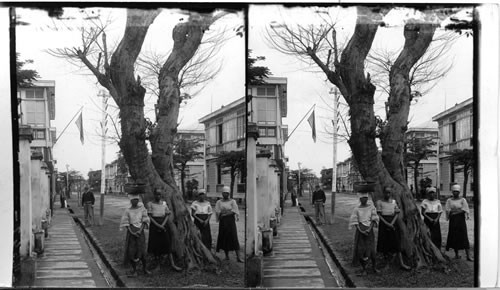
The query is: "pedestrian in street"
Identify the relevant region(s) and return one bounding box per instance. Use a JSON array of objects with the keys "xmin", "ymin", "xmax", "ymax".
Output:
[
  {"xmin": 291, "ymin": 185, "xmax": 297, "ymax": 207},
  {"xmin": 348, "ymin": 191, "xmax": 379, "ymax": 275},
  {"xmin": 120, "ymin": 192, "xmax": 151, "ymax": 276},
  {"xmin": 191, "ymin": 189, "xmax": 213, "ymax": 250},
  {"xmin": 445, "ymin": 184, "xmax": 472, "ymax": 261},
  {"xmin": 81, "ymin": 186, "xmax": 95, "ymax": 226},
  {"xmin": 215, "ymin": 186, "xmax": 243, "ymax": 262},
  {"xmin": 312, "ymin": 185, "xmax": 326, "ymax": 225},
  {"xmin": 147, "ymin": 188, "xmax": 182, "ymax": 272},
  {"xmin": 376, "ymin": 186, "xmax": 411, "ymax": 270},
  {"xmin": 421, "ymin": 187, "xmax": 443, "ymax": 249}
]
